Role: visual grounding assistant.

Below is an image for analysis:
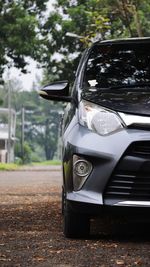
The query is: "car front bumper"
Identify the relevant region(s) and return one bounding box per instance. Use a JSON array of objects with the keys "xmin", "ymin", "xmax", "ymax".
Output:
[{"xmin": 63, "ymin": 123, "xmax": 150, "ymax": 209}]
